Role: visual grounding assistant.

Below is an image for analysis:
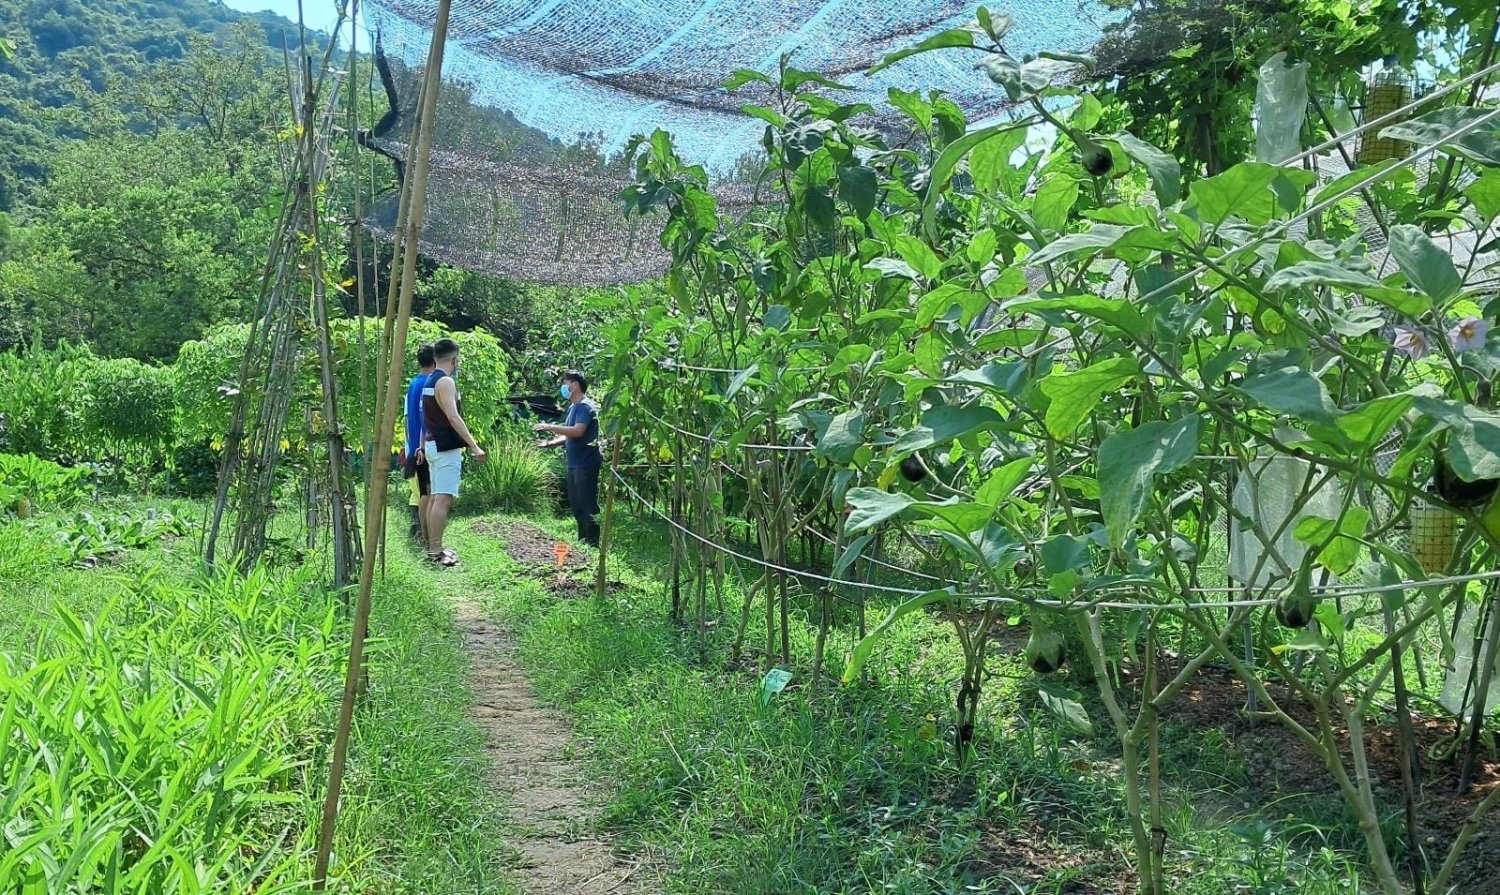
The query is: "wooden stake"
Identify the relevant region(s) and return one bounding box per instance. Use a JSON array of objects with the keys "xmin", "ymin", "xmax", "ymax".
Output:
[{"xmin": 312, "ymin": 0, "xmax": 452, "ymax": 884}]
